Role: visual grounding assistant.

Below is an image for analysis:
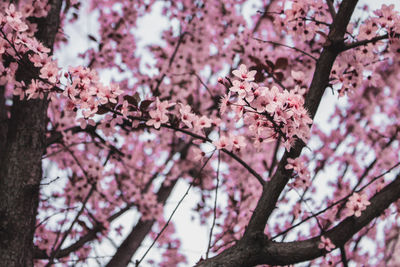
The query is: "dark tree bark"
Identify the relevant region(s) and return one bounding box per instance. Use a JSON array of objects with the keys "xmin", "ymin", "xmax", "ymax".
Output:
[{"xmin": 0, "ymin": 1, "xmax": 62, "ymax": 266}]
